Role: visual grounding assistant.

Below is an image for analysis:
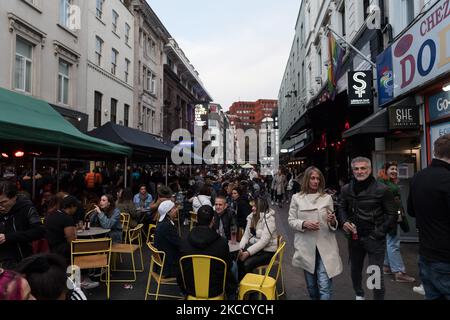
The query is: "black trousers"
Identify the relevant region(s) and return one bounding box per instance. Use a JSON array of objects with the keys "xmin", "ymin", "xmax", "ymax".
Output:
[
  {"xmin": 238, "ymin": 251, "xmax": 274, "ymax": 281},
  {"xmin": 349, "ymin": 237, "xmax": 386, "ymax": 300}
]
